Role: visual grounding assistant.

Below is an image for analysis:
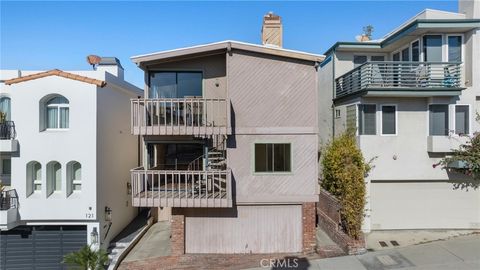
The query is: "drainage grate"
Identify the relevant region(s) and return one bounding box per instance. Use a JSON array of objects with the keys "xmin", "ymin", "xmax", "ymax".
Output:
[
  {"xmin": 391, "ymin": 240, "xmax": 400, "ymax": 246},
  {"xmin": 379, "ymin": 241, "xmax": 388, "ymax": 247},
  {"xmin": 376, "ymin": 255, "xmax": 398, "ymax": 266}
]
